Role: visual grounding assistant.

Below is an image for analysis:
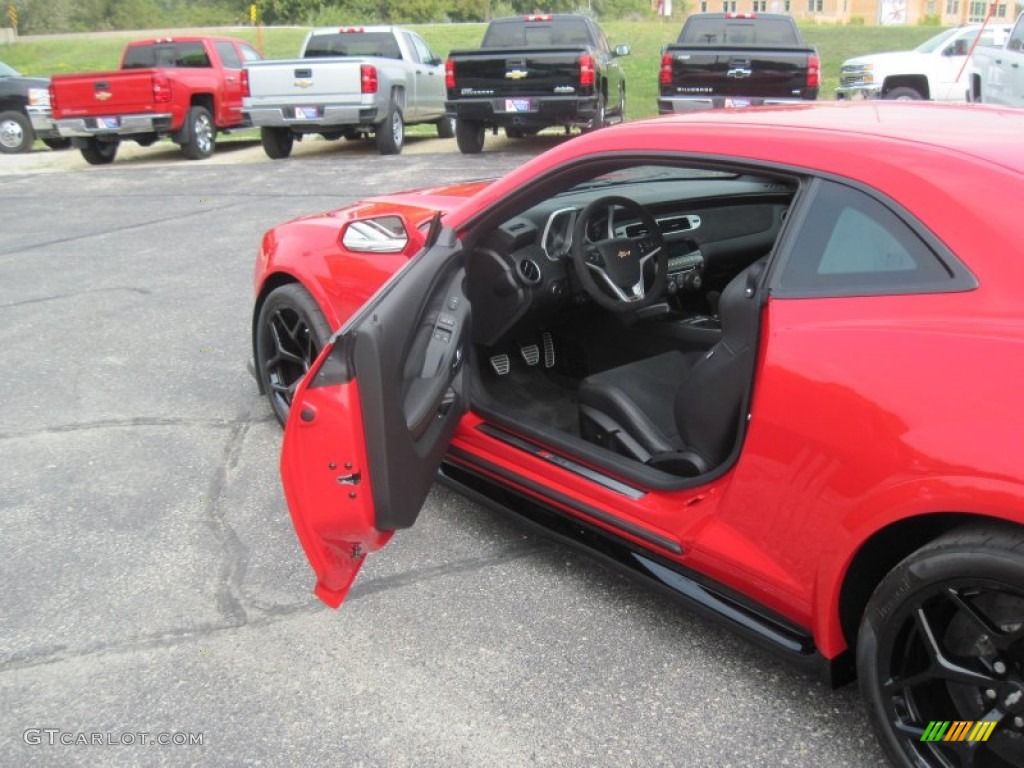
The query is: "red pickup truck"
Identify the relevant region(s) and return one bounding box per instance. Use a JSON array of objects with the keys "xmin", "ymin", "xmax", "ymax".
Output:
[{"xmin": 49, "ymin": 36, "xmax": 261, "ymax": 165}]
